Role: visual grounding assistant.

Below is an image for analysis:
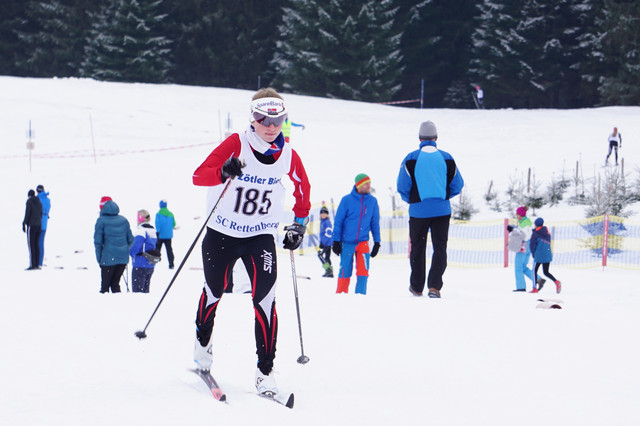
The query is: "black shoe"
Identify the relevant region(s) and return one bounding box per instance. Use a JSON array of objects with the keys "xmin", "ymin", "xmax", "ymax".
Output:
[
  {"xmin": 537, "ymin": 278, "xmax": 546, "ymax": 290},
  {"xmin": 25, "ymin": 266, "xmax": 38, "ymax": 271},
  {"xmin": 513, "ymin": 289, "xmax": 526, "ymax": 292},
  {"xmin": 427, "ymin": 289, "xmax": 441, "ymax": 299},
  {"xmin": 409, "ymin": 286, "xmax": 423, "ymax": 297}
]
